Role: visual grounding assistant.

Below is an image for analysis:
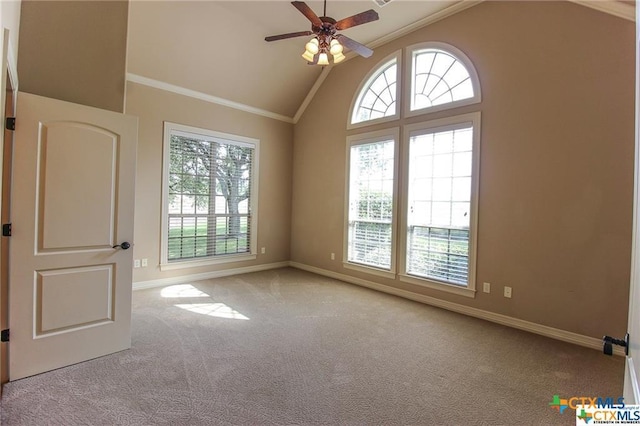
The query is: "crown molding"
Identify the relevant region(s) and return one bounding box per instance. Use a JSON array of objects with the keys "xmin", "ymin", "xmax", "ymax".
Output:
[
  {"xmin": 126, "ymin": 73, "xmax": 294, "ymax": 124},
  {"xmin": 127, "ymin": 0, "xmax": 633, "ymax": 126},
  {"xmin": 570, "ymin": 0, "xmax": 635, "ymax": 21},
  {"xmin": 293, "ymin": 67, "xmax": 332, "ymax": 123},
  {"xmin": 292, "ymin": 0, "xmax": 635, "ymax": 124},
  {"xmin": 368, "ymin": 0, "xmax": 484, "ymax": 51}
]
